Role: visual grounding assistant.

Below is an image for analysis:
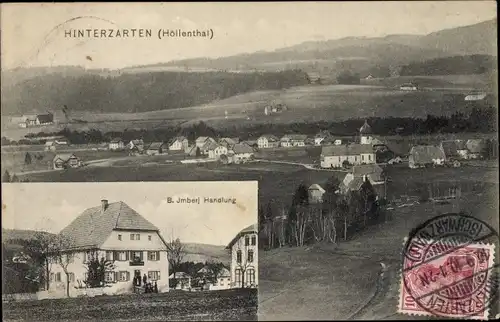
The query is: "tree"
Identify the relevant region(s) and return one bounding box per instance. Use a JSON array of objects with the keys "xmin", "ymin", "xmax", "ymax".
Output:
[
  {"xmin": 219, "ymin": 154, "xmax": 229, "ymax": 165},
  {"xmin": 83, "ymin": 251, "xmax": 116, "ymax": 288},
  {"xmin": 166, "ymin": 238, "xmax": 186, "ymax": 279},
  {"xmin": 51, "ymin": 234, "xmax": 76, "ymax": 298},
  {"xmin": 342, "ymin": 160, "xmax": 351, "ymax": 169},
  {"xmin": 22, "ymin": 231, "xmax": 59, "ymax": 291},
  {"xmin": 195, "ymin": 147, "xmax": 201, "ymax": 157},
  {"xmin": 204, "ymin": 260, "xmax": 226, "ymax": 285},
  {"xmin": 288, "ymin": 184, "xmax": 310, "ymax": 247},
  {"xmin": 24, "ymin": 152, "xmax": 32, "ymax": 165},
  {"xmin": 2, "ymin": 170, "xmax": 11, "ymax": 182}
]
